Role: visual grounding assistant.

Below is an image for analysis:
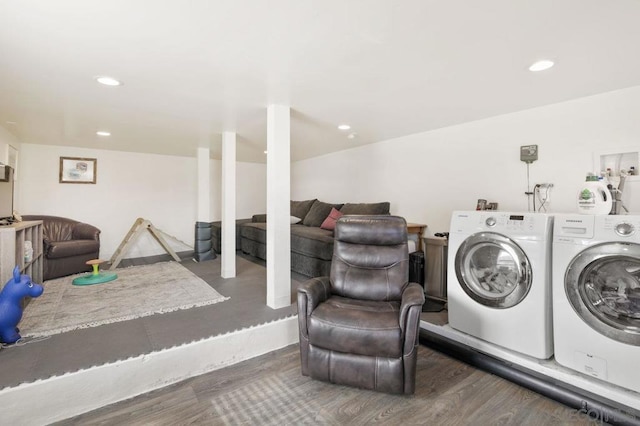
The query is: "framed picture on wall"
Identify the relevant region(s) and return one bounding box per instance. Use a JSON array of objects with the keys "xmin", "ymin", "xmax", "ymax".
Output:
[{"xmin": 59, "ymin": 157, "xmax": 97, "ymax": 184}]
